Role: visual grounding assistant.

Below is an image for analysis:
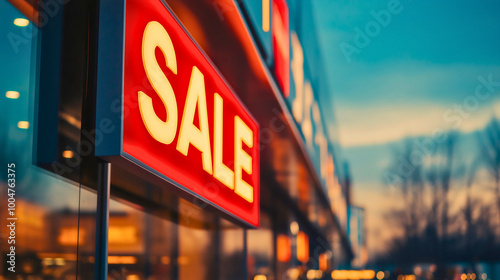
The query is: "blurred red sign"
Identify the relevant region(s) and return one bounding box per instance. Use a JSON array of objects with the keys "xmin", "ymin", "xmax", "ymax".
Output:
[
  {"xmin": 272, "ymin": 0, "xmax": 290, "ymax": 97},
  {"xmin": 117, "ymin": 0, "xmax": 259, "ymax": 227}
]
